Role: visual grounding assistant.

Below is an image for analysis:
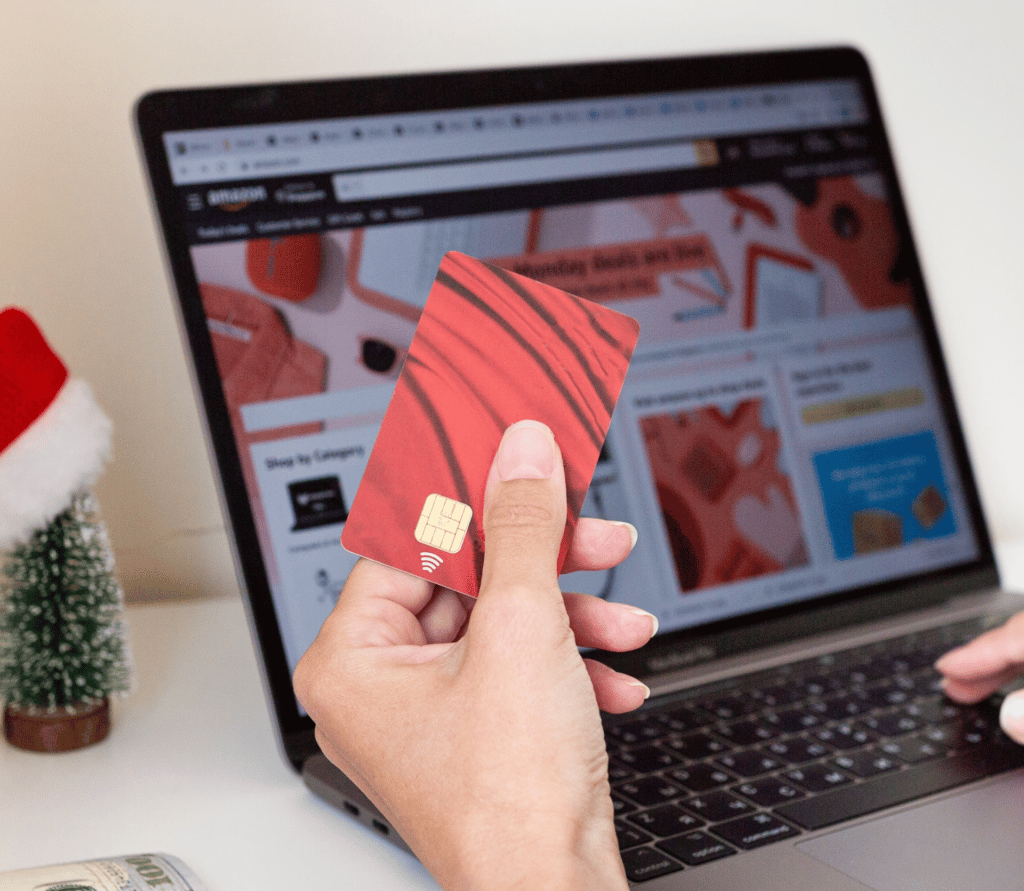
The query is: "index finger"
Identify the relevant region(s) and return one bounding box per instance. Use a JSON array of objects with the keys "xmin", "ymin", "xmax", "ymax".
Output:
[
  {"xmin": 325, "ymin": 557, "xmax": 438, "ymax": 648},
  {"xmin": 935, "ymin": 611, "xmax": 1024, "ymax": 699}
]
